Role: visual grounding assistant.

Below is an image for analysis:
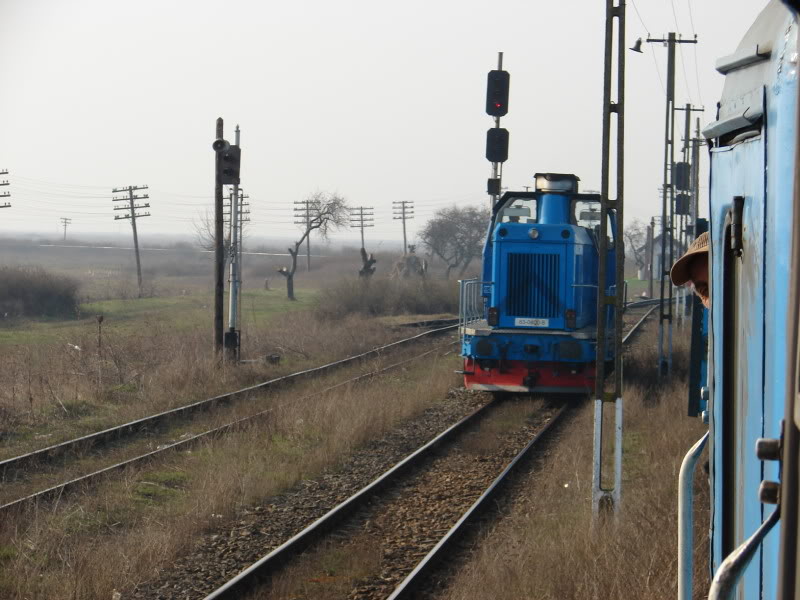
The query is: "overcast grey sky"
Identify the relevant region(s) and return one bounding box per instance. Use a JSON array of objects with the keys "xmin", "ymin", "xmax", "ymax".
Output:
[{"xmin": 0, "ymin": 0, "xmax": 768, "ymax": 246}]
